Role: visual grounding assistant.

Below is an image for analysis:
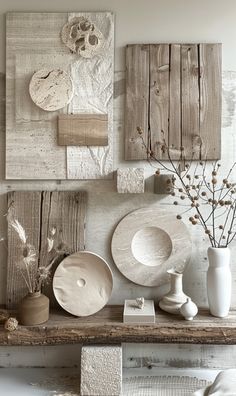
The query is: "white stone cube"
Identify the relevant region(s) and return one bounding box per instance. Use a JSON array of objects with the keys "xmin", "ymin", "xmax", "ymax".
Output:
[
  {"xmin": 80, "ymin": 345, "xmax": 122, "ymax": 395},
  {"xmin": 117, "ymin": 168, "xmax": 145, "ymax": 193}
]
